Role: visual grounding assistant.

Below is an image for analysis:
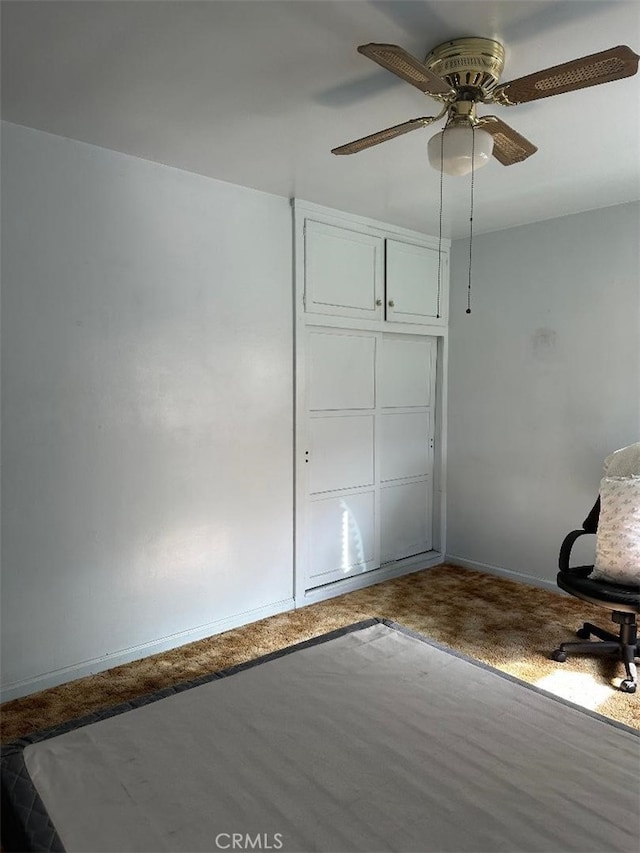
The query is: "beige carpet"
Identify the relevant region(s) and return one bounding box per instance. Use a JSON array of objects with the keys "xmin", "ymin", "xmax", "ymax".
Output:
[{"xmin": 1, "ymin": 564, "xmax": 638, "ymax": 743}]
